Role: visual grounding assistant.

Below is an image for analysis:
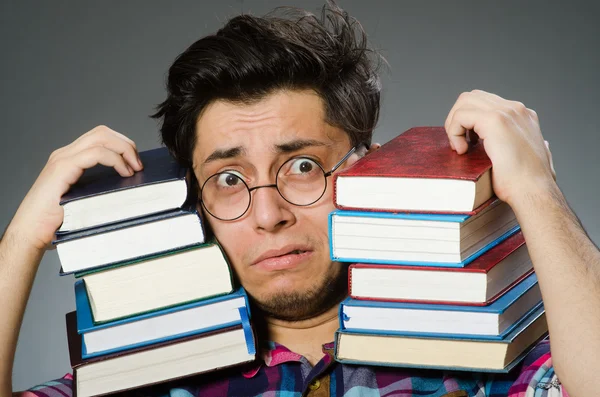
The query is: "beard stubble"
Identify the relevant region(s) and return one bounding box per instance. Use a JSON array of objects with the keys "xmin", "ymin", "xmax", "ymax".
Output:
[{"xmin": 250, "ymin": 262, "xmax": 348, "ymax": 322}]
